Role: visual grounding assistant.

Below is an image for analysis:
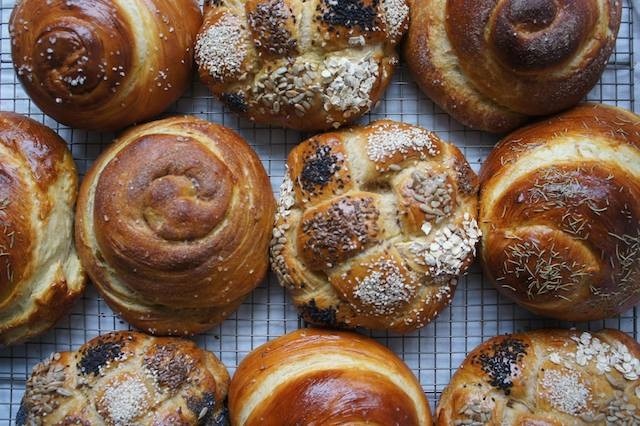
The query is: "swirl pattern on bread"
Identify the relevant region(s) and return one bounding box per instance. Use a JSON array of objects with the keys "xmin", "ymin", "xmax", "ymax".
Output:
[{"xmin": 76, "ymin": 116, "xmax": 275, "ymax": 335}]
